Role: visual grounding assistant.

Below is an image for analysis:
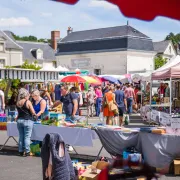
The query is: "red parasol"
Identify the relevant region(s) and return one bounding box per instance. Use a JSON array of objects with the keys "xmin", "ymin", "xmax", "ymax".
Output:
[
  {"xmin": 61, "ymin": 75, "xmax": 86, "ymax": 83},
  {"xmin": 52, "ymin": 0, "xmax": 180, "ymax": 21}
]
